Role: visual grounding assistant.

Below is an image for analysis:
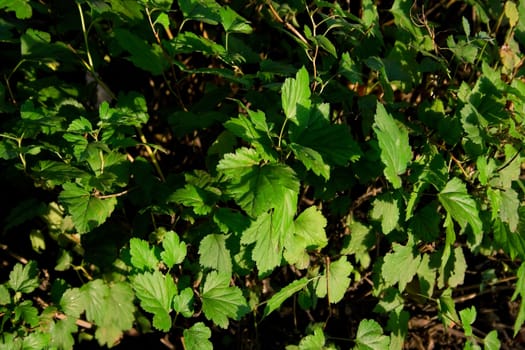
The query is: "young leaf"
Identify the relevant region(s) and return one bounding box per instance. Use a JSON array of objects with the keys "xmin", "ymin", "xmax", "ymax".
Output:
[
  {"xmin": 341, "ymin": 221, "xmax": 375, "ymax": 269},
  {"xmin": 438, "ymin": 178, "xmax": 482, "ymax": 236},
  {"xmin": 315, "ymin": 256, "xmax": 353, "ymax": 303},
  {"xmin": 129, "ymin": 238, "xmax": 159, "ymax": 271},
  {"xmin": 173, "ymin": 287, "xmax": 194, "ymax": 318},
  {"xmin": 133, "ymin": 270, "xmax": 177, "ymax": 332},
  {"xmin": 59, "ymin": 182, "xmax": 117, "ymax": 234},
  {"xmin": 183, "ymin": 322, "xmax": 213, "ymax": 350},
  {"xmin": 354, "ymin": 319, "xmax": 390, "ymax": 350},
  {"xmin": 263, "ymin": 277, "xmax": 309, "ymax": 318},
  {"xmin": 381, "ymin": 242, "xmax": 421, "ymax": 292},
  {"xmin": 373, "ymin": 102, "xmax": 412, "ymax": 188},
  {"xmin": 201, "ymin": 271, "xmax": 249, "ymax": 328},
  {"xmin": 161, "ymin": 231, "xmax": 187, "ymax": 268},
  {"xmin": 293, "ymin": 206, "xmax": 328, "ymax": 249},
  {"xmin": 459, "ymin": 306, "xmax": 476, "ymax": 337},
  {"xmin": 199, "ymin": 234, "xmax": 232, "ymax": 275},
  {"xmin": 370, "ymin": 194, "xmax": 400, "ymax": 235},
  {"xmin": 289, "ymin": 143, "xmax": 330, "ymax": 180},
  {"xmin": 8, "ymin": 261, "xmax": 39, "ymax": 294},
  {"xmin": 484, "ymin": 330, "xmax": 501, "ymax": 350},
  {"xmin": 282, "ymin": 66, "xmax": 311, "ymax": 123}
]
